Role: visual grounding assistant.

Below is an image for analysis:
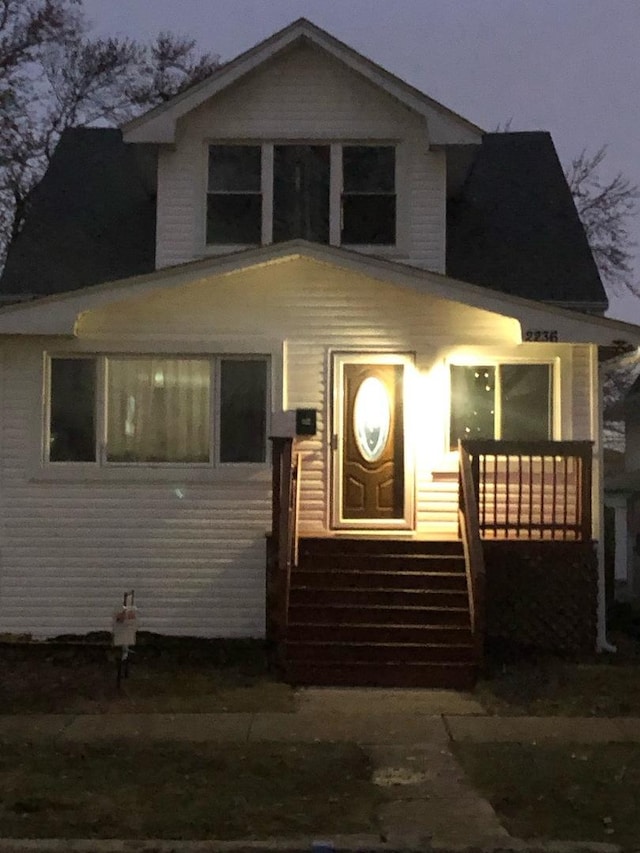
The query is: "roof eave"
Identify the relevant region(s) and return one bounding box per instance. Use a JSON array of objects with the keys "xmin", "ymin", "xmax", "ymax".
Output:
[{"xmin": 0, "ymin": 241, "xmax": 635, "ymax": 348}]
